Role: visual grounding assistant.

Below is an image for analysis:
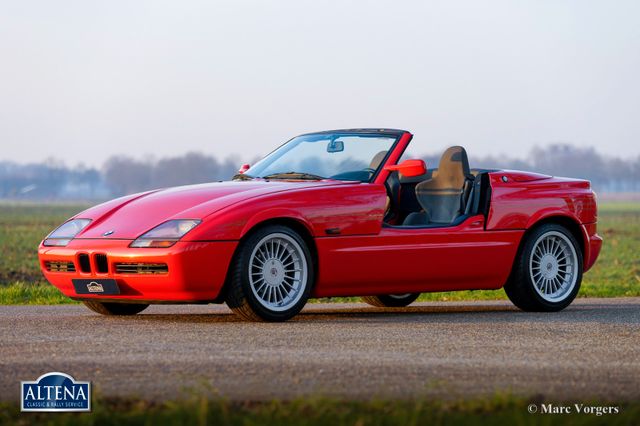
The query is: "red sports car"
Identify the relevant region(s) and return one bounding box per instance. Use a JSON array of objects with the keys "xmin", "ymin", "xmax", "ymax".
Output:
[{"xmin": 38, "ymin": 129, "xmax": 602, "ymax": 321}]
